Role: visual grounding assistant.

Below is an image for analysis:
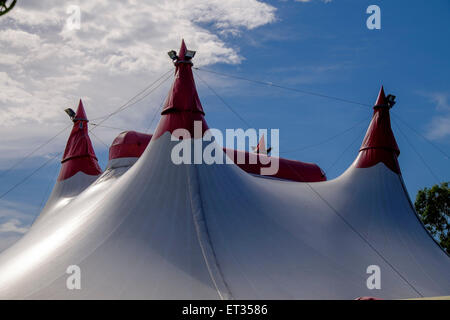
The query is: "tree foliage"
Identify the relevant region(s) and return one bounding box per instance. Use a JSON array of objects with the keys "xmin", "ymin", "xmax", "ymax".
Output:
[{"xmin": 415, "ymin": 182, "xmax": 450, "ymax": 254}]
